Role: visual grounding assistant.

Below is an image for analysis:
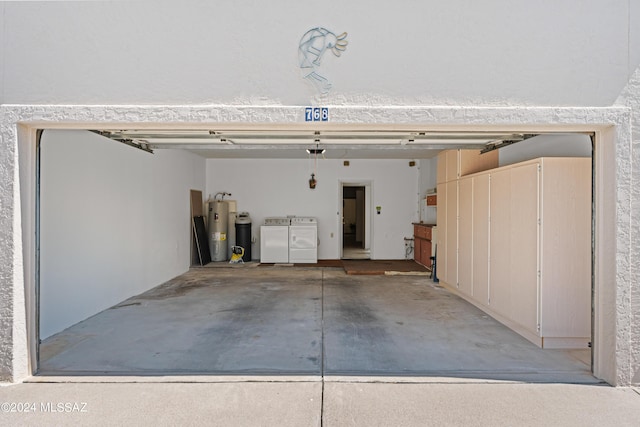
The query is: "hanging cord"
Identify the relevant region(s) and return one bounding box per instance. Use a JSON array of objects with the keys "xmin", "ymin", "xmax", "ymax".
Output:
[
  {"xmin": 315, "ymin": 145, "xmax": 318, "ymax": 177},
  {"xmin": 315, "ymin": 139, "xmax": 320, "ymax": 177}
]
